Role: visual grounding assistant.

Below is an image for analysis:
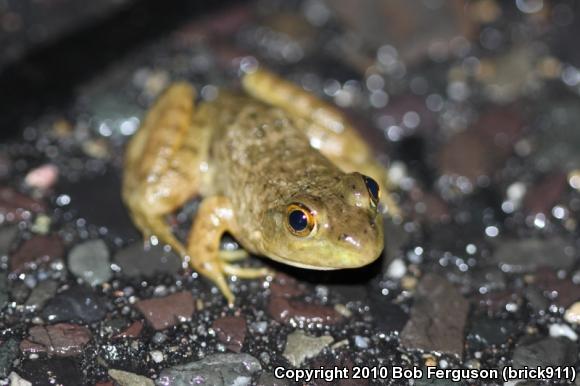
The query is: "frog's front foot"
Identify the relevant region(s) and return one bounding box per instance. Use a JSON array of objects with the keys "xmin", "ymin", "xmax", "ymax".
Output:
[{"xmin": 187, "ymin": 196, "xmax": 268, "ymax": 306}]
